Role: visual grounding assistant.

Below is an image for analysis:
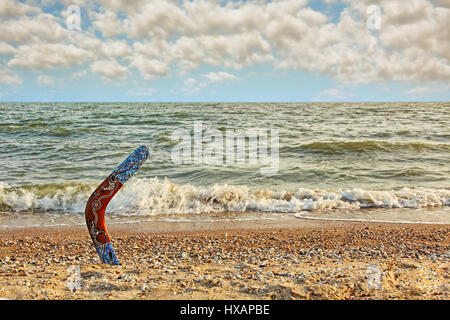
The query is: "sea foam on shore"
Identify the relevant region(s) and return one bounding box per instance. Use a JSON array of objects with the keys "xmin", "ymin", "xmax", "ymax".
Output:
[{"xmin": 1, "ymin": 178, "xmax": 449, "ymax": 215}]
